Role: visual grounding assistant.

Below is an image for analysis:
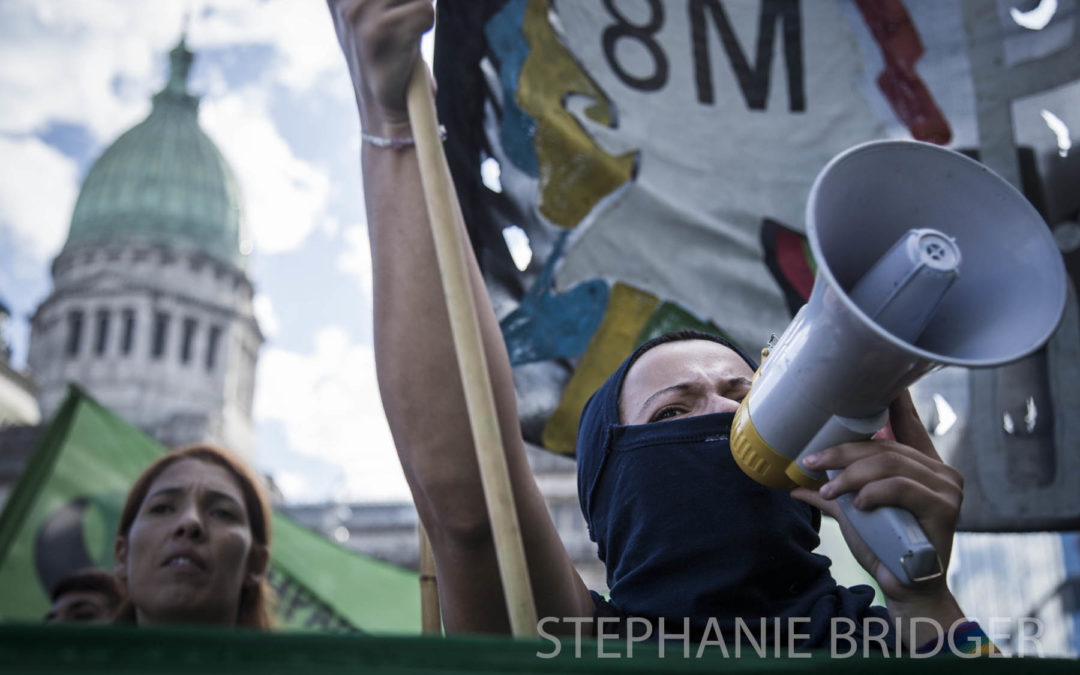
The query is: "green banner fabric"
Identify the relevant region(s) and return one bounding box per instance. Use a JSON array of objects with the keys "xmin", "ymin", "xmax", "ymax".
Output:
[
  {"xmin": 0, "ymin": 623, "xmax": 1075, "ymax": 674},
  {"xmin": 0, "ymin": 386, "xmax": 420, "ymax": 633}
]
